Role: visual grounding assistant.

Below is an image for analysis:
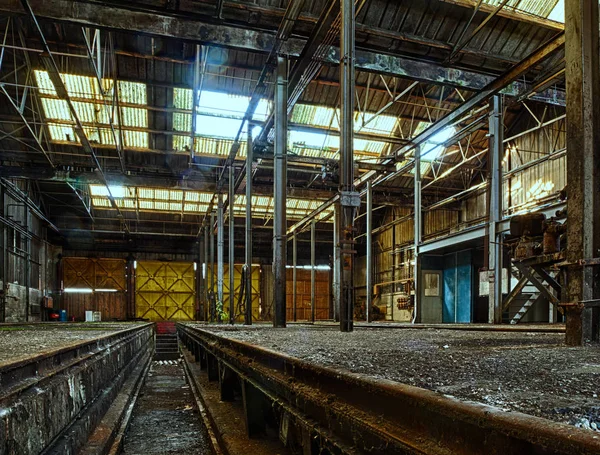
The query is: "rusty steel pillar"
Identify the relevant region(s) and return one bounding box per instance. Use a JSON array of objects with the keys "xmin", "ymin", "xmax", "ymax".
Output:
[
  {"xmin": 366, "ymin": 180, "xmax": 373, "ymax": 323},
  {"xmin": 209, "ymin": 213, "xmax": 216, "ymax": 322},
  {"xmin": 217, "ymin": 193, "xmax": 224, "ymax": 322},
  {"xmin": 292, "ymin": 233, "xmax": 297, "ymax": 322},
  {"xmin": 488, "ymin": 95, "xmax": 504, "ymax": 324},
  {"xmin": 338, "ymin": 0, "xmax": 358, "ymax": 332},
  {"xmin": 564, "ymin": 0, "xmax": 600, "ymax": 345},
  {"xmin": 245, "ymin": 125, "xmax": 253, "ymax": 325},
  {"xmin": 273, "ymin": 55, "xmax": 288, "ymax": 328},
  {"xmin": 413, "ymin": 145, "xmax": 422, "ymax": 323},
  {"xmin": 311, "ymin": 220, "xmax": 316, "ymax": 323},
  {"xmin": 204, "ymin": 222, "xmax": 210, "ymax": 321},
  {"xmin": 228, "ymin": 164, "xmax": 235, "ymax": 324}
]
